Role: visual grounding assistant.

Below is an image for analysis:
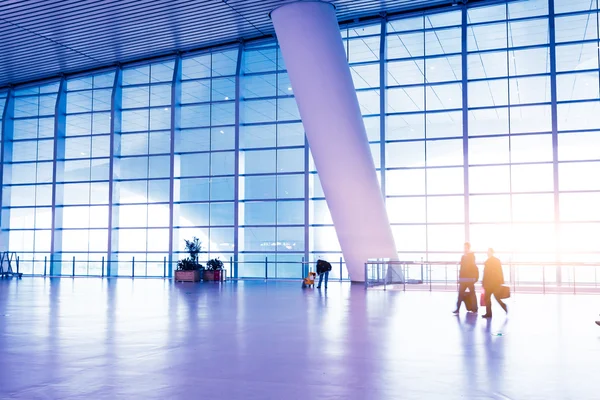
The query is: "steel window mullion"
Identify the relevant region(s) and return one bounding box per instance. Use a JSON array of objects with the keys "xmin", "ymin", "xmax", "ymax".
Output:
[
  {"xmin": 385, "ymin": 24, "xmax": 461, "ymax": 37},
  {"xmin": 467, "ymin": 13, "xmax": 550, "ymax": 28},
  {"xmin": 50, "ymin": 77, "xmax": 66, "ymax": 276},
  {"xmin": 107, "ymin": 67, "xmax": 122, "ymax": 276},
  {"xmin": 461, "ymin": 4, "xmax": 470, "ymax": 244},
  {"xmin": 385, "ymin": 108, "xmax": 463, "ymax": 117},
  {"xmin": 465, "ymin": 42, "xmax": 551, "ymax": 55},
  {"xmin": 0, "ymin": 89, "xmax": 14, "ymax": 253},
  {"xmin": 234, "ymin": 43, "xmax": 243, "ymax": 279},
  {"xmin": 386, "ymin": 80, "xmax": 463, "ymax": 90},
  {"xmin": 380, "ymin": 17, "xmax": 387, "ymax": 201},
  {"xmin": 549, "ymin": 0, "xmax": 561, "ymax": 284},
  {"xmin": 168, "ymin": 54, "xmax": 181, "ymax": 278},
  {"xmin": 468, "ymin": 71, "xmax": 551, "ymax": 83},
  {"xmin": 241, "ymin": 120, "xmax": 302, "ymax": 127},
  {"xmin": 179, "ymin": 99, "xmax": 237, "ymax": 107}
]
